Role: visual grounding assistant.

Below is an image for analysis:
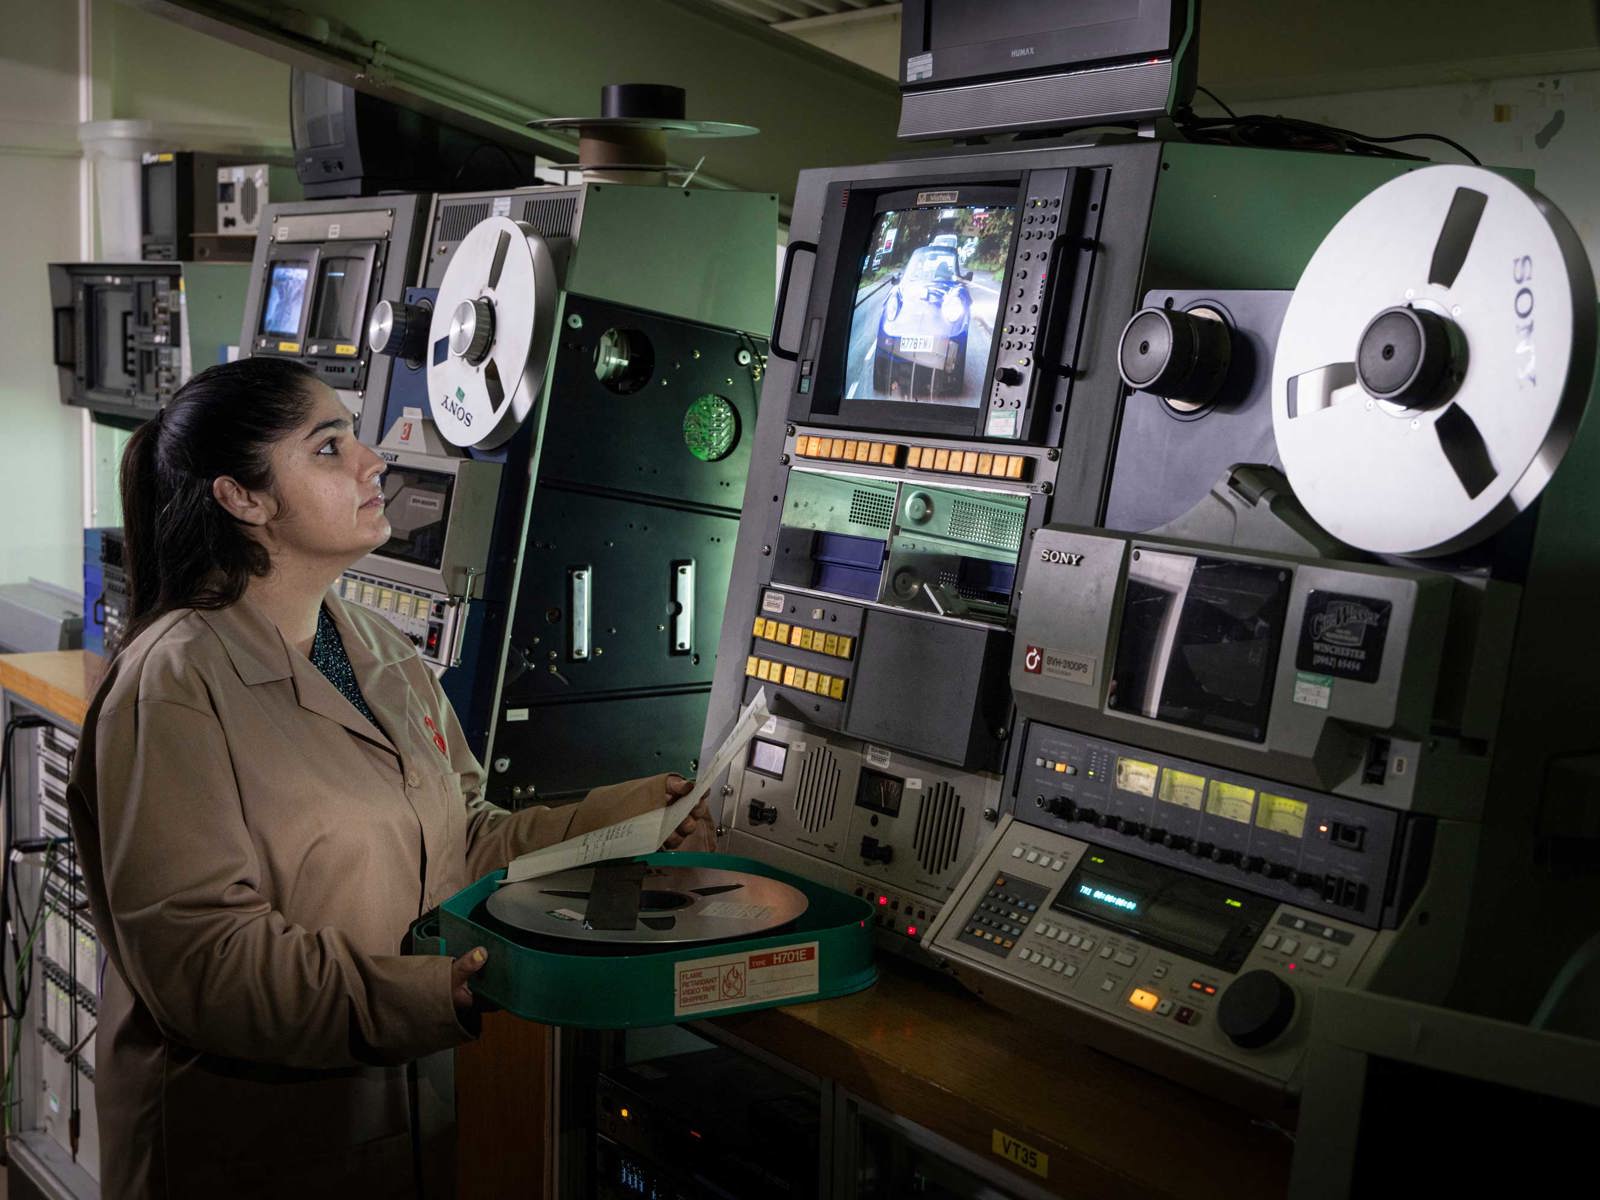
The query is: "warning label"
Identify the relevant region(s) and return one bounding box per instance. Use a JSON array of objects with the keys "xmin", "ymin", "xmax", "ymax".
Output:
[{"xmin": 673, "ymin": 941, "xmax": 821, "ymax": 1017}]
